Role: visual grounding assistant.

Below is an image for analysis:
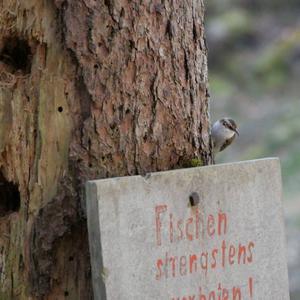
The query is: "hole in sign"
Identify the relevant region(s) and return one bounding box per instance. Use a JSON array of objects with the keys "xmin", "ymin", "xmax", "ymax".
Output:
[{"xmin": 189, "ymin": 192, "xmax": 200, "ymax": 207}]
